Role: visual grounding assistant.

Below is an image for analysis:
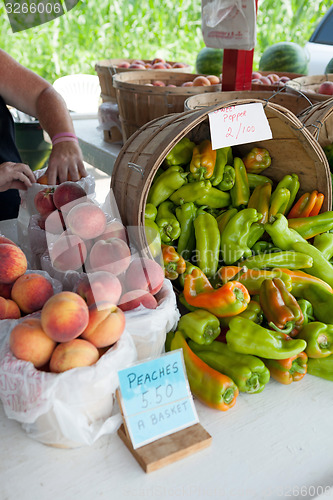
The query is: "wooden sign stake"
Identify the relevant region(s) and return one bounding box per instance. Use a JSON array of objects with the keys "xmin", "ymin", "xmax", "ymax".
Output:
[{"xmin": 116, "ymin": 390, "xmax": 212, "ymax": 473}]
